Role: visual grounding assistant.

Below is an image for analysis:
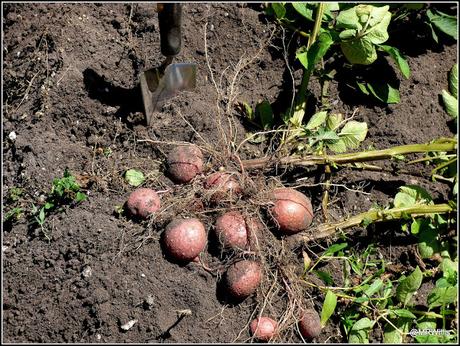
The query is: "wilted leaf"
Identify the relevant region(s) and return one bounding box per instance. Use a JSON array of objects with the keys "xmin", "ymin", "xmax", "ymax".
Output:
[
  {"xmin": 306, "ymin": 111, "xmax": 328, "ymax": 129},
  {"xmin": 326, "ymin": 113, "xmax": 343, "ymax": 131},
  {"xmin": 394, "ymin": 185, "xmax": 433, "ymax": 208},
  {"xmin": 396, "ymin": 266, "xmax": 423, "ymax": 306},
  {"xmin": 379, "ymin": 45, "xmax": 411, "ymax": 79},
  {"xmin": 341, "ymin": 36, "xmax": 377, "ymax": 65},
  {"xmin": 125, "ymin": 169, "xmax": 145, "ymax": 187},
  {"xmin": 336, "ymin": 6, "xmax": 362, "ymax": 30},
  {"xmin": 337, "ymin": 121, "xmax": 368, "ymax": 149},
  {"xmin": 320, "ymin": 290, "xmax": 337, "ymax": 327},
  {"xmin": 366, "ymin": 11, "xmax": 391, "ymax": 44}
]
